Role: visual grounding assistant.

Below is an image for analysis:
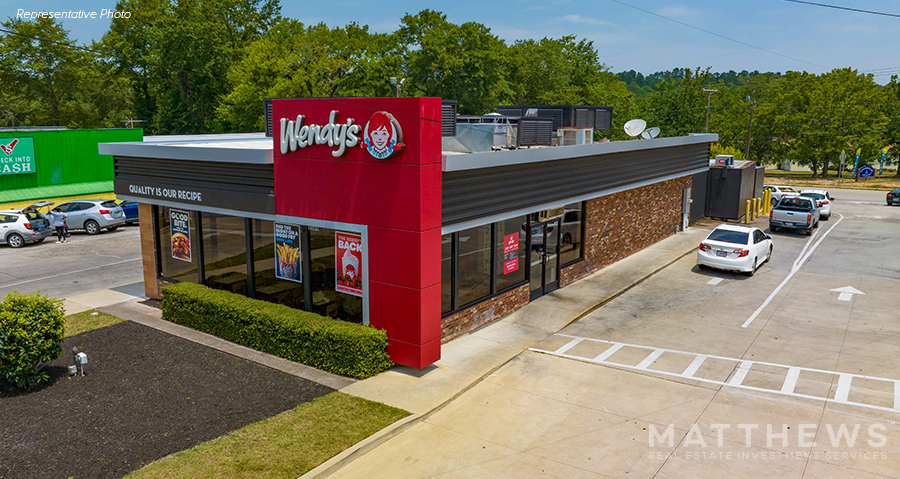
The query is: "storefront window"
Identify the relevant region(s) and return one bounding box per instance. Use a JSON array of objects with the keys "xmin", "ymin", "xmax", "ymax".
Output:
[
  {"xmin": 457, "ymin": 224, "xmax": 491, "ymax": 306},
  {"xmin": 495, "ymin": 216, "xmax": 527, "ymax": 292},
  {"xmin": 309, "ymin": 226, "xmax": 362, "ymax": 323},
  {"xmin": 441, "ymin": 234, "xmax": 452, "ymax": 313},
  {"xmin": 252, "ymin": 220, "xmax": 304, "ymax": 309},
  {"xmin": 202, "ymin": 212, "xmax": 249, "ymax": 296},
  {"xmin": 158, "ymin": 206, "xmax": 198, "ymax": 283},
  {"xmin": 559, "ymin": 202, "xmax": 583, "ymax": 265}
]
